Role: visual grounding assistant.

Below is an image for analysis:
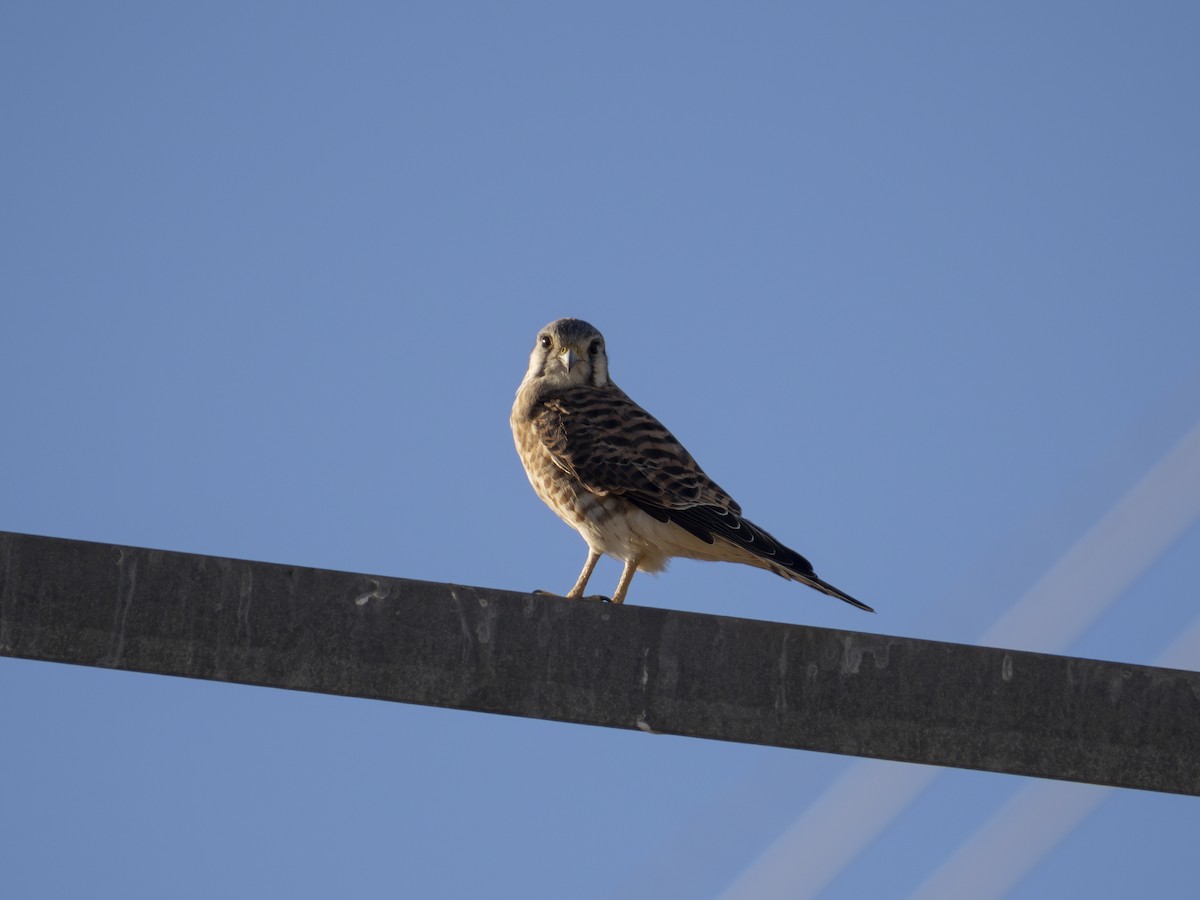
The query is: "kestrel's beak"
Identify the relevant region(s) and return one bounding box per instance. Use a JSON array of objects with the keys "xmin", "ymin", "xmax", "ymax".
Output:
[{"xmin": 560, "ymin": 348, "xmax": 579, "ymax": 371}]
